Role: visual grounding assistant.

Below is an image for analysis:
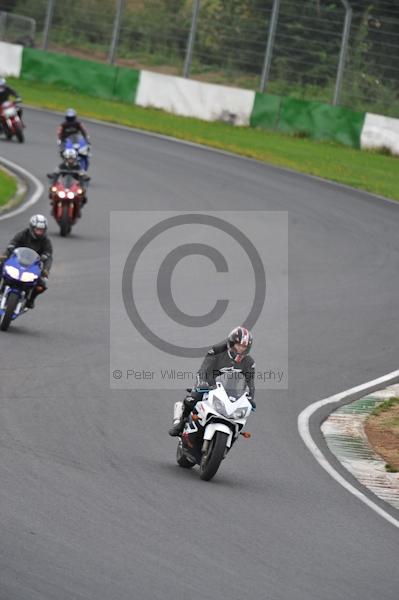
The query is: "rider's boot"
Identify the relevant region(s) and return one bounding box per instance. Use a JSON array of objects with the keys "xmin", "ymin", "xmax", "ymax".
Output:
[
  {"xmin": 168, "ymin": 418, "xmax": 185, "ymax": 437},
  {"xmin": 25, "ymin": 296, "xmax": 35, "ymax": 309},
  {"xmin": 168, "ymin": 400, "xmax": 185, "ymax": 437},
  {"xmin": 168, "ymin": 398, "xmax": 196, "ymax": 437}
]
